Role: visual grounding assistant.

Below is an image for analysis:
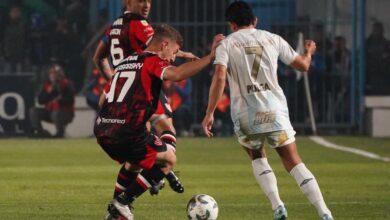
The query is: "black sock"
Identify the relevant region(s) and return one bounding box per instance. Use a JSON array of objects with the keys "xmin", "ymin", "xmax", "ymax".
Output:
[
  {"xmin": 113, "ymin": 164, "xmax": 139, "ymax": 198},
  {"xmin": 117, "ymin": 165, "xmax": 166, "ymax": 204}
]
